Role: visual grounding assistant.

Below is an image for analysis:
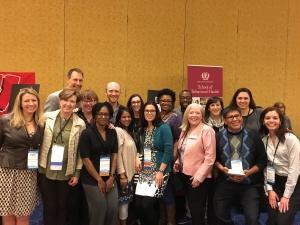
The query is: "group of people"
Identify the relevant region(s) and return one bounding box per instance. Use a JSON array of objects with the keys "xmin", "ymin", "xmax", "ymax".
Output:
[{"xmin": 0, "ymin": 68, "xmax": 299, "ymax": 225}]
